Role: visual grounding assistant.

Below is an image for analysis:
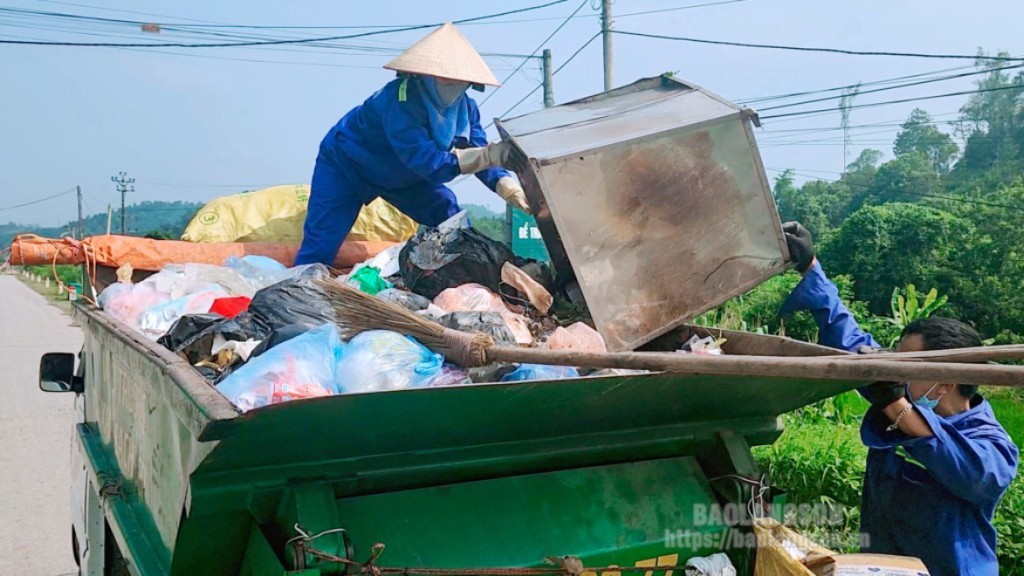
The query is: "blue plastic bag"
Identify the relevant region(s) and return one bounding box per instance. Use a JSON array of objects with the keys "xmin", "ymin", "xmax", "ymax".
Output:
[
  {"xmin": 216, "ymin": 323, "xmax": 345, "ymax": 412},
  {"xmin": 337, "ymin": 330, "xmax": 445, "ymax": 393},
  {"xmin": 499, "ymin": 364, "xmax": 580, "ymax": 382}
]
